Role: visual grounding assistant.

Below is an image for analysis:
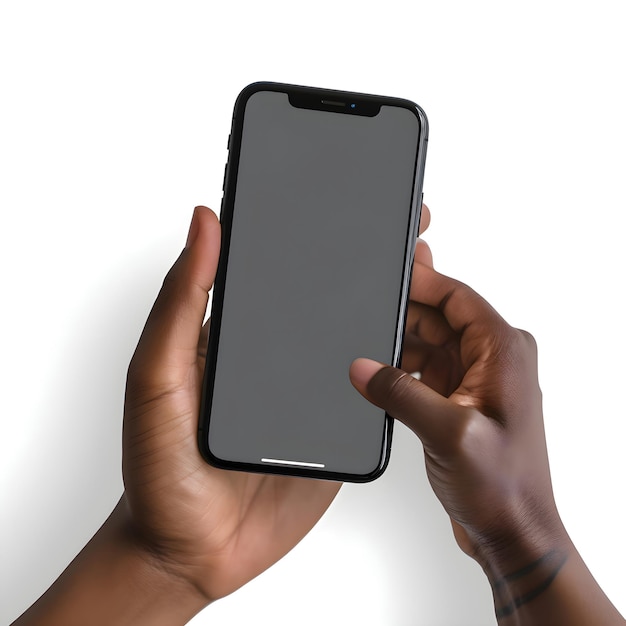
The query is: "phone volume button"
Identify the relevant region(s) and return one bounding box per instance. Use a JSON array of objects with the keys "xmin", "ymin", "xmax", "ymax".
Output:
[
  {"xmin": 222, "ymin": 163, "xmax": 228, "ymax": 191},
  {"xmin": 416, "ymin": 192, "xmax": 425, "ymax": 242}
]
